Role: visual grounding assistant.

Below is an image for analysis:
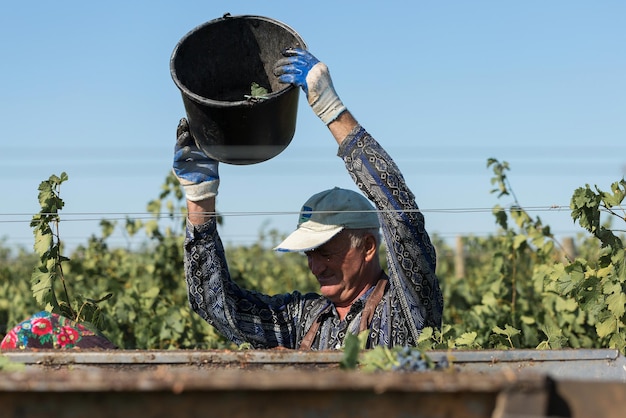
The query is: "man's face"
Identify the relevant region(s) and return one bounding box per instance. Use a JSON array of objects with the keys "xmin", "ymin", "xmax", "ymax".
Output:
[{"xmin": 304, "ymin": 231, "xmax": 370, "ymax": 307}]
